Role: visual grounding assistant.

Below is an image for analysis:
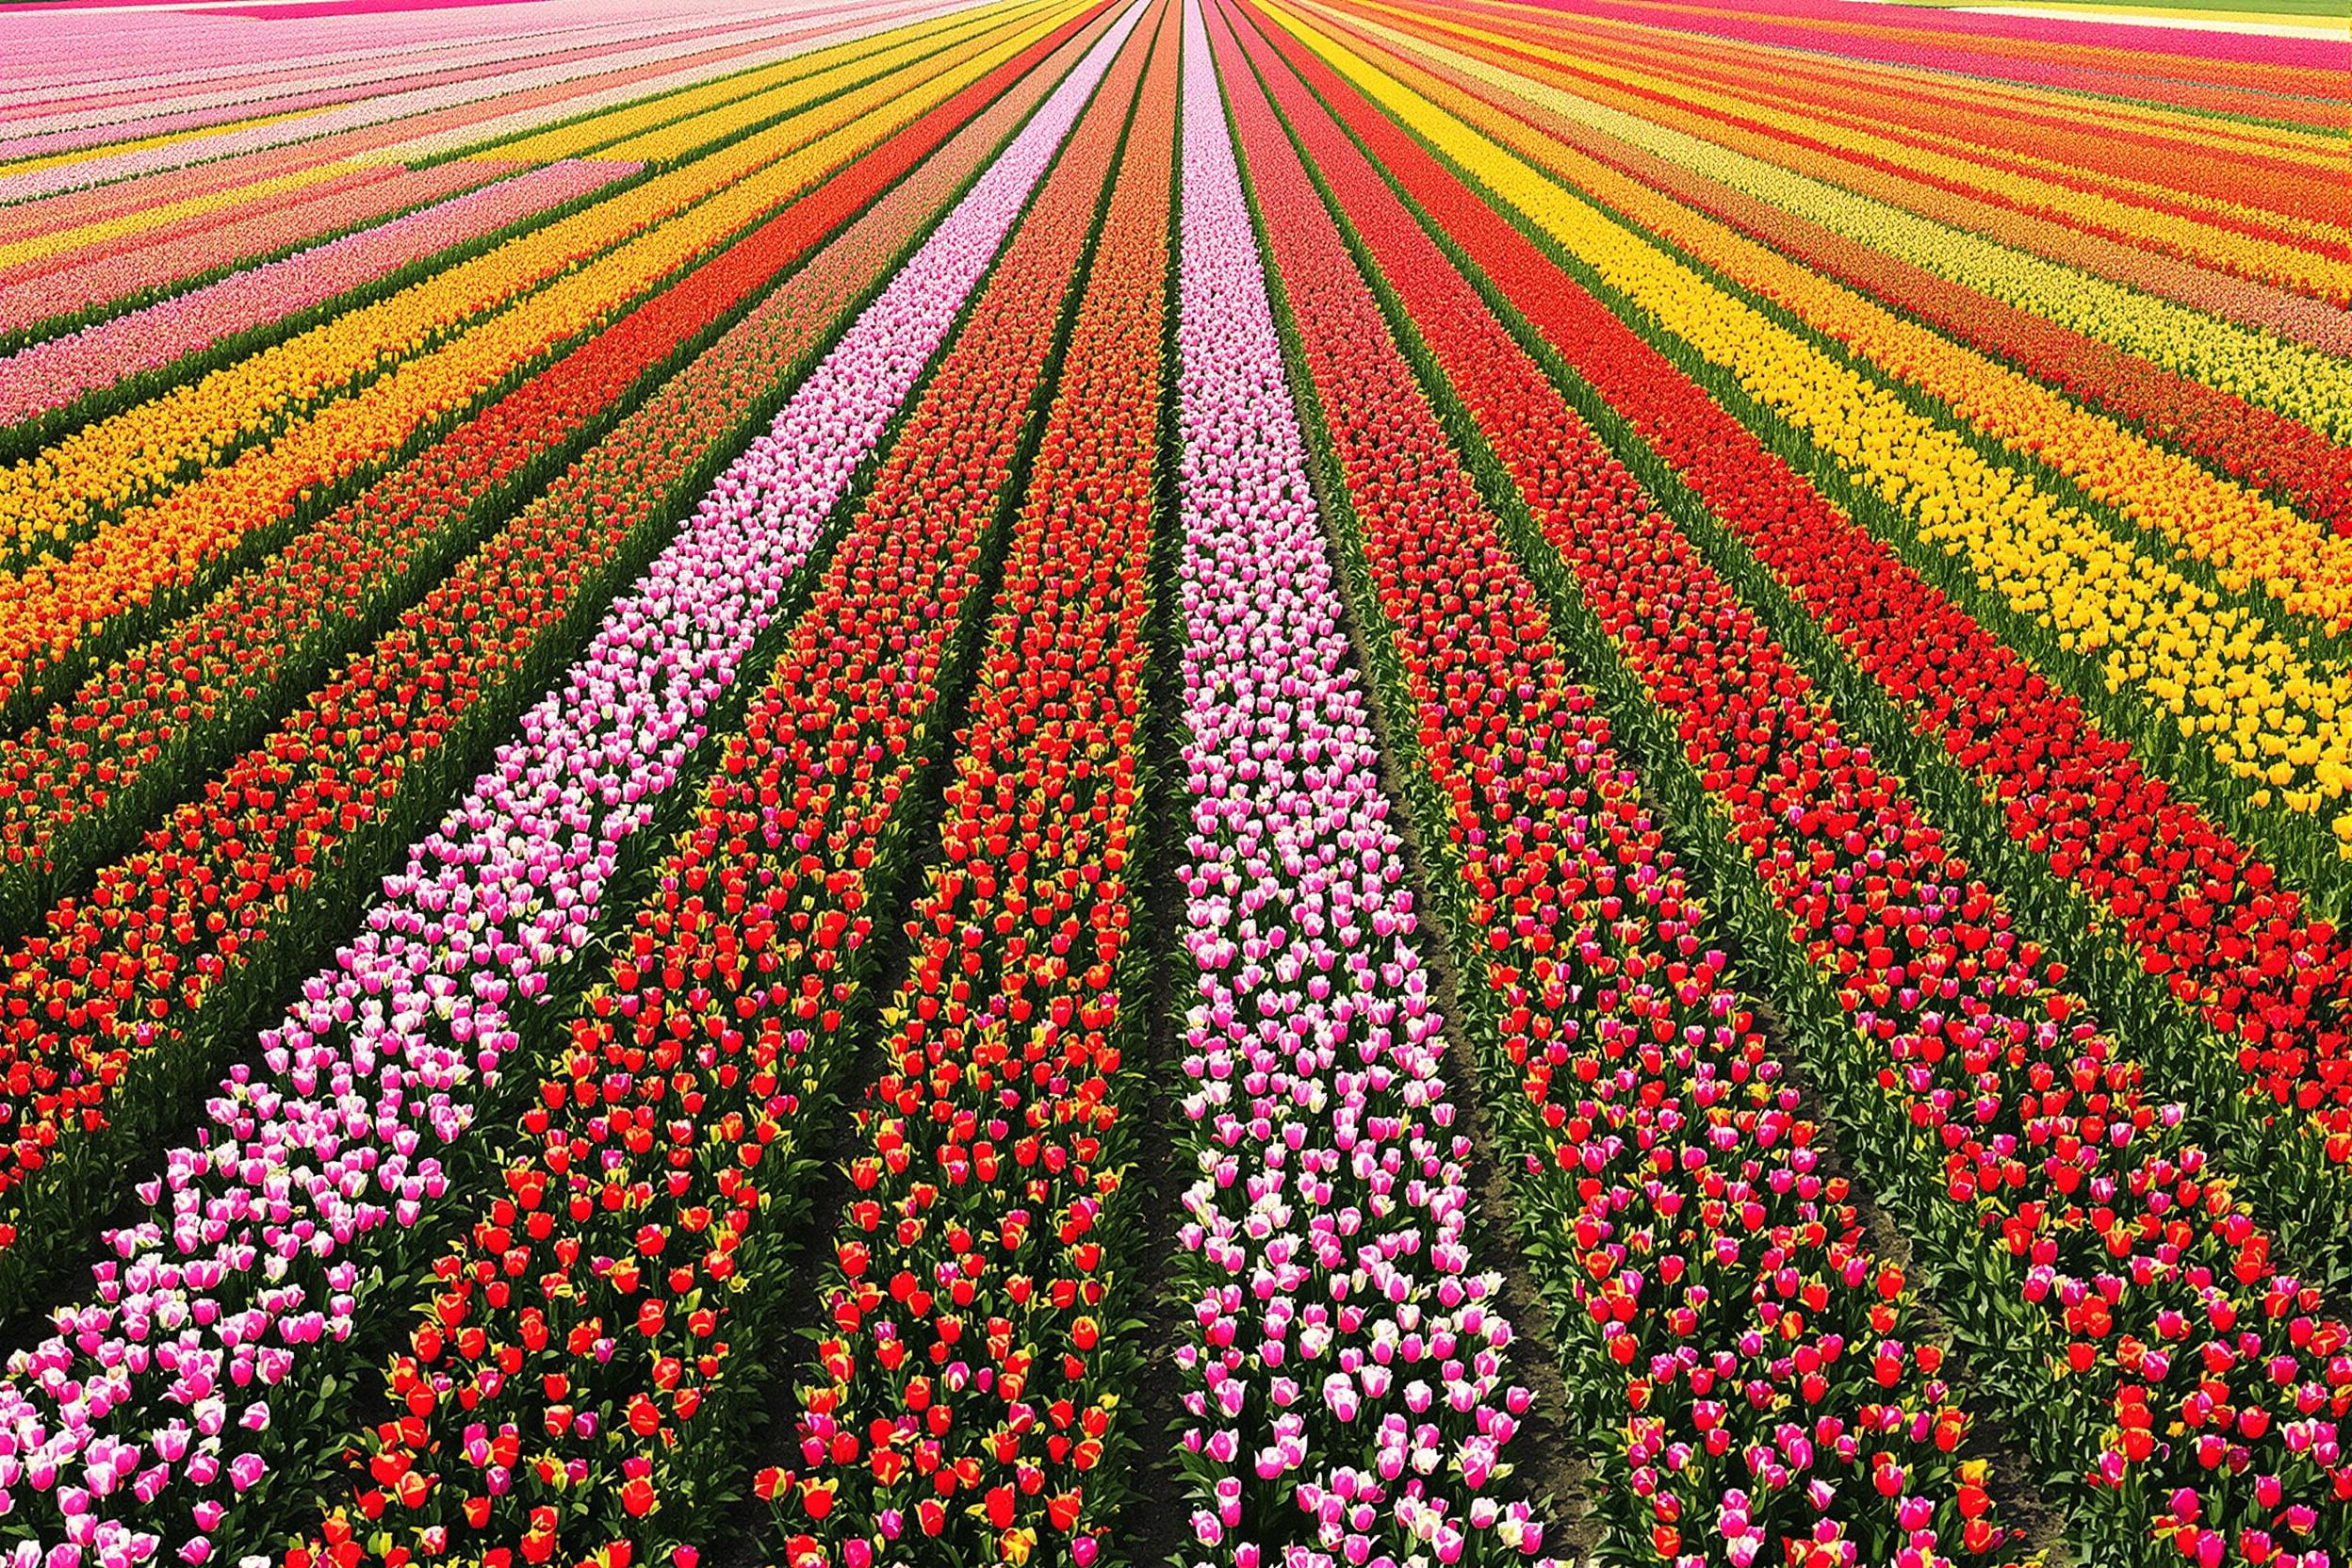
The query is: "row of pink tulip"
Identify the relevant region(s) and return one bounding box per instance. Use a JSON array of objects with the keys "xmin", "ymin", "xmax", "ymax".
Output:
[
  {"xmin": 1168, "ymin": 8, "xmax": 1545, "ymax": 1561},
  {"xmin": 0, "ymin": 160, "xmax": 631, "ymax": 422}
]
